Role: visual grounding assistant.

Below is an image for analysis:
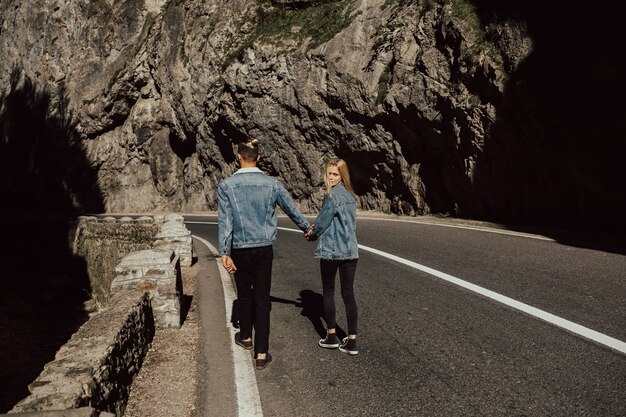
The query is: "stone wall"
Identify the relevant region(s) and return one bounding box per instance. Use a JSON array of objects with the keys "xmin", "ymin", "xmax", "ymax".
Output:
[
  {"xmin": 7, "ymin": 408, "xmax": 113, "ymax": 417},
  {"xmin": 71, "ymin": 217, "xmax": 158, "ymax": 305},
  {"xmin": 7, "ymin": 292, "xmax": 154, "ymax": 416},
  {"xmin": 112, "ymin": 249, "xmax": 183, "ymax": 329},
  {"xmin": 72, "ymin": 214, "xmax": 193, "ymax": 305},
  {"xmin": 3, "ymin": 214, "xmax": 194, "ymax": 416}
]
